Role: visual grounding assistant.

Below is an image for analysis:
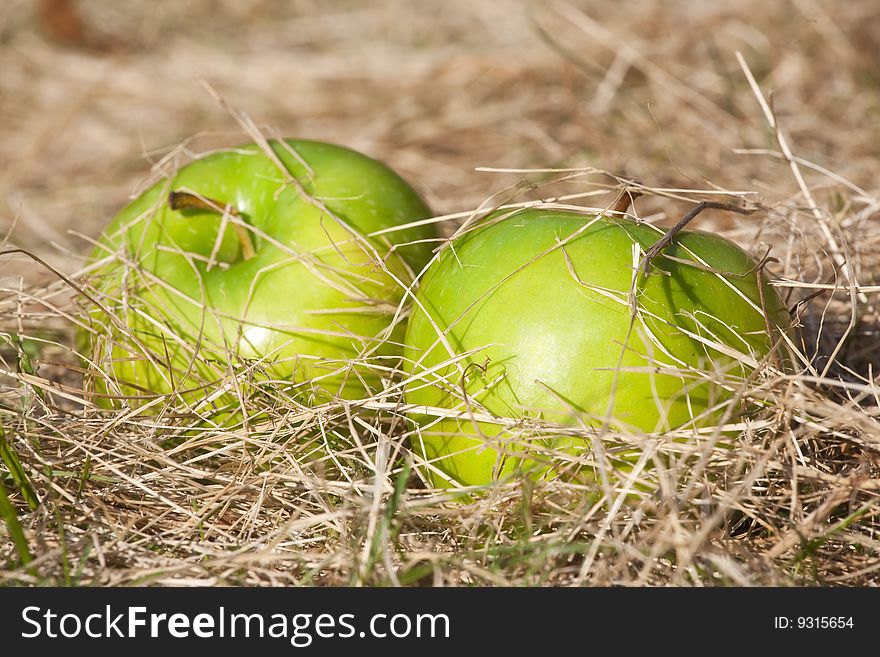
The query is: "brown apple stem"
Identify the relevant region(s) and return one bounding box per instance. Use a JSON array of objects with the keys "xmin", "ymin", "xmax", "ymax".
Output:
[
  {"xmin": 609, "ymin": 186, "xmax": 642, "ymax": 216},
  {"xmin": 640, "ymin": 200, "xmax": 757, "ymax": 276},
  {"xmin": 168, "ymin": 190, "xmax": 256, "ymax": 261}
]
